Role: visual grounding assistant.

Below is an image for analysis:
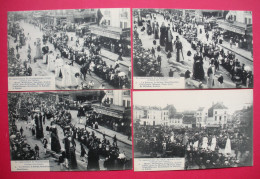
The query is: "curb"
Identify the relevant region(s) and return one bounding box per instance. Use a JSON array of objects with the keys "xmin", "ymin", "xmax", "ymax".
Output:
[
  {"xmin": 100, "ymin": 54, "xmax": 131, "ymax": 68},
  {"xmin": 219, "ymin": 44, "xmax": 253, "ymax": 62},
  {"xmin": 74, "ymin": 123, "xmax": 132, "ymax": 146},
  {"xmin": 88, "ymin": 126, "xmax": 132, "ymax": 146}
]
